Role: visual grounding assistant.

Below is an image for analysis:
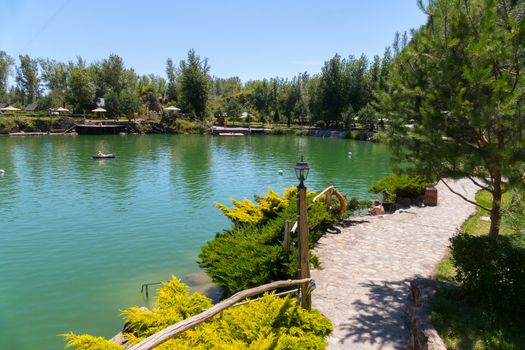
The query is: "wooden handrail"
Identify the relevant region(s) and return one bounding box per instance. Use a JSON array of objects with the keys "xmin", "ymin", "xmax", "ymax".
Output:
[{"xmin": 127, "ymin": 278, "xmax": 313, "ymax": 350}]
